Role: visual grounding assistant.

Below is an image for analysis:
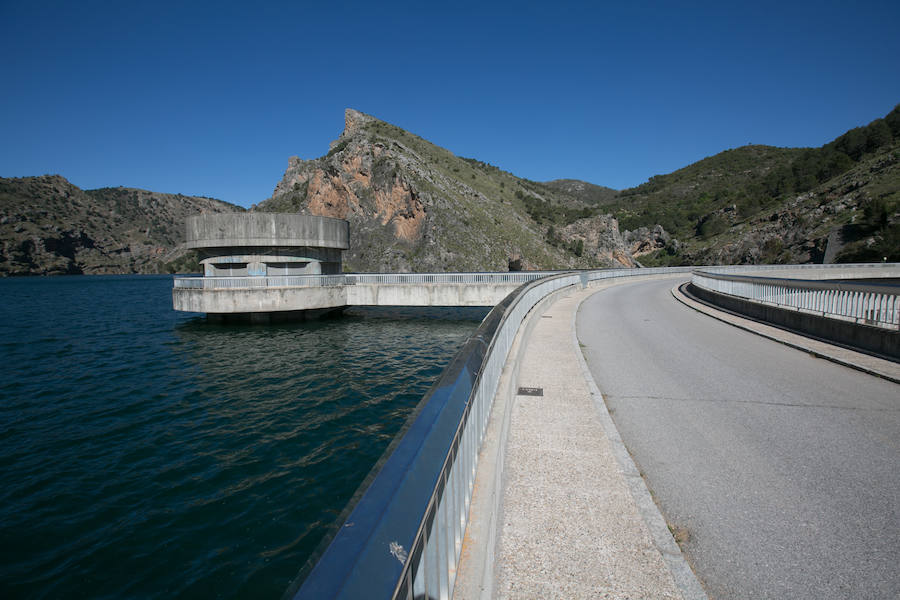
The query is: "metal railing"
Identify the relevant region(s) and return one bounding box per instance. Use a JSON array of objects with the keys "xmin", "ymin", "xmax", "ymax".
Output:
[
  {"xmin": 286, "ymin": 266, "xmax": 696, "ymax": 600},
  {"xmin": 173, "ymin": 272, "xmax": 561, "ymax": 290},
  {"xmin": 173, "ymin": 274, "xmax": 346, "ymax": 289},
  {"xmin": 692, "ymin": 269, "xmax": 900, "ymax": 329},
  {"xmin": 346, "ymin": 272, "xmax": 559, "ymax": 285},
  {"xmin": 175, "ymin": 264, "xmax": 897, "ymax": 291}
]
